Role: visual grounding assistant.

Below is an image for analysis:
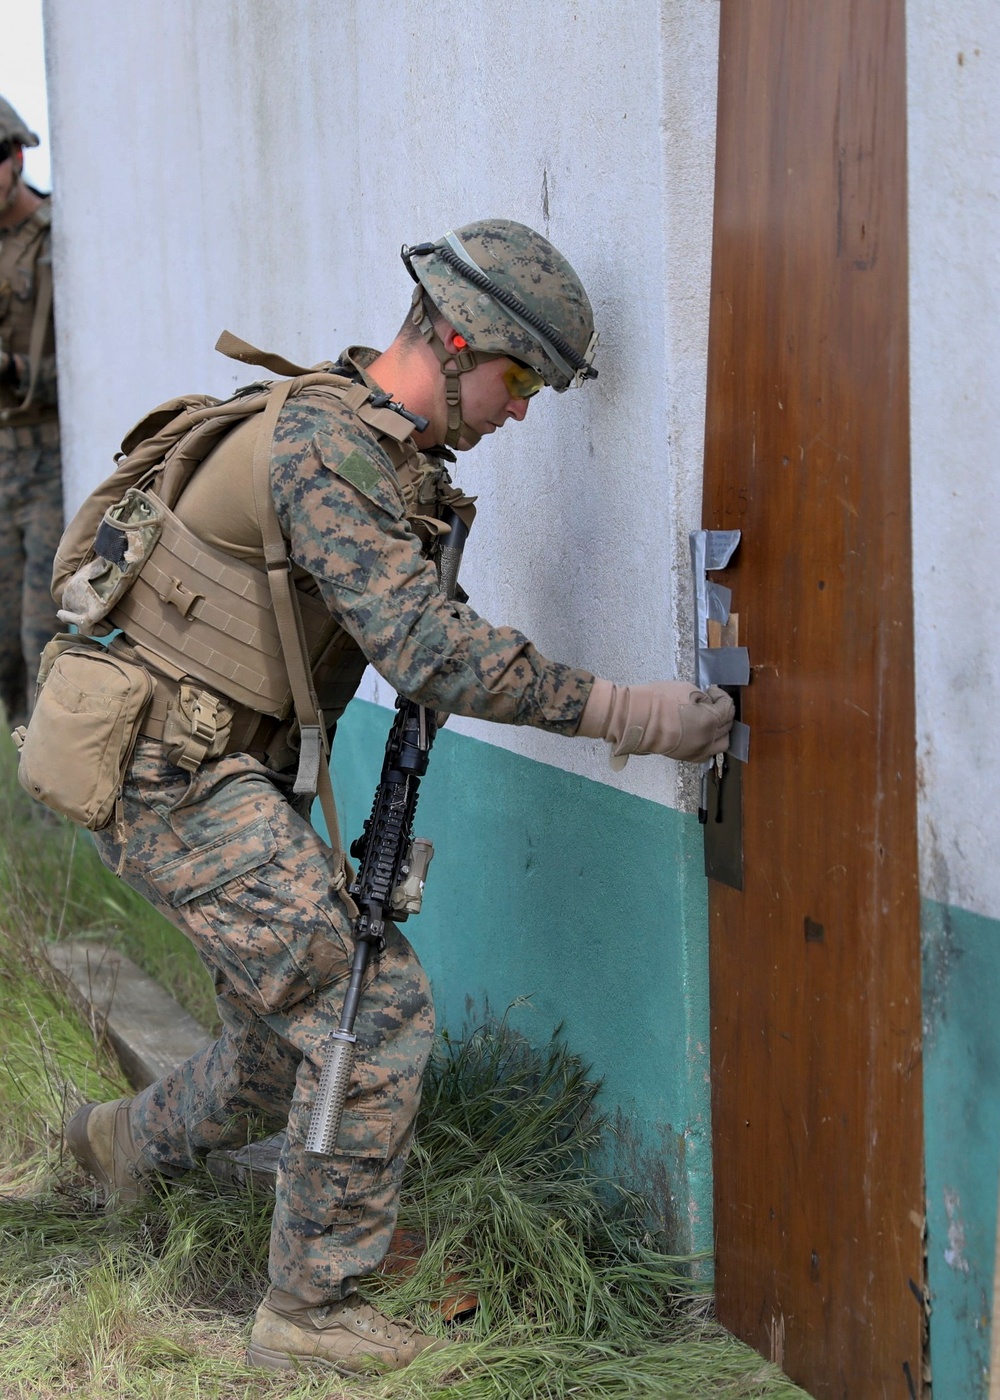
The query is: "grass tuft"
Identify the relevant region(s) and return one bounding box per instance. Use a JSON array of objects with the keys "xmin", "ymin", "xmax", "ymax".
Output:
[{"xmin": 368, "ymin": 1021, "xmax": 699, "ymax": 1349}]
